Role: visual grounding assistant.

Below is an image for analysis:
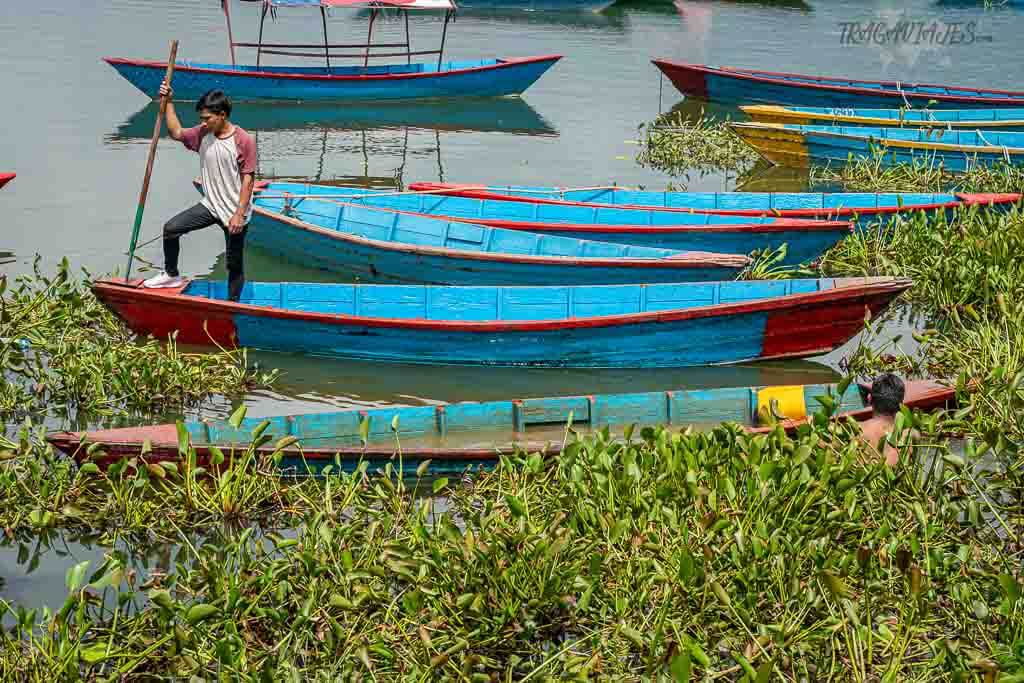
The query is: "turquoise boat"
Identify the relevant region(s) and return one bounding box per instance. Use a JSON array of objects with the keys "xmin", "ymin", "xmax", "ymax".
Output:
[
  {"xmin": 406, "ymin": 182, "xmax": 1021, "ymax": 227},
  {"xmin": 197, "ymin": 181, "xmax": 751, "ymax": 285},
  {"xmin": 743, "ymin": 104, "xmax": 1024, "ymax": 132},
  {"xmin": 48, "ymin": 379, "xmax": 954, "ymax": 474},
  {"xmin": 732, "ymin": 123, "xmax": 1024, "ymax": 171},
  {"xmin": 259, "ymin": 182, "xmax": 854, "ymax": 266}
]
